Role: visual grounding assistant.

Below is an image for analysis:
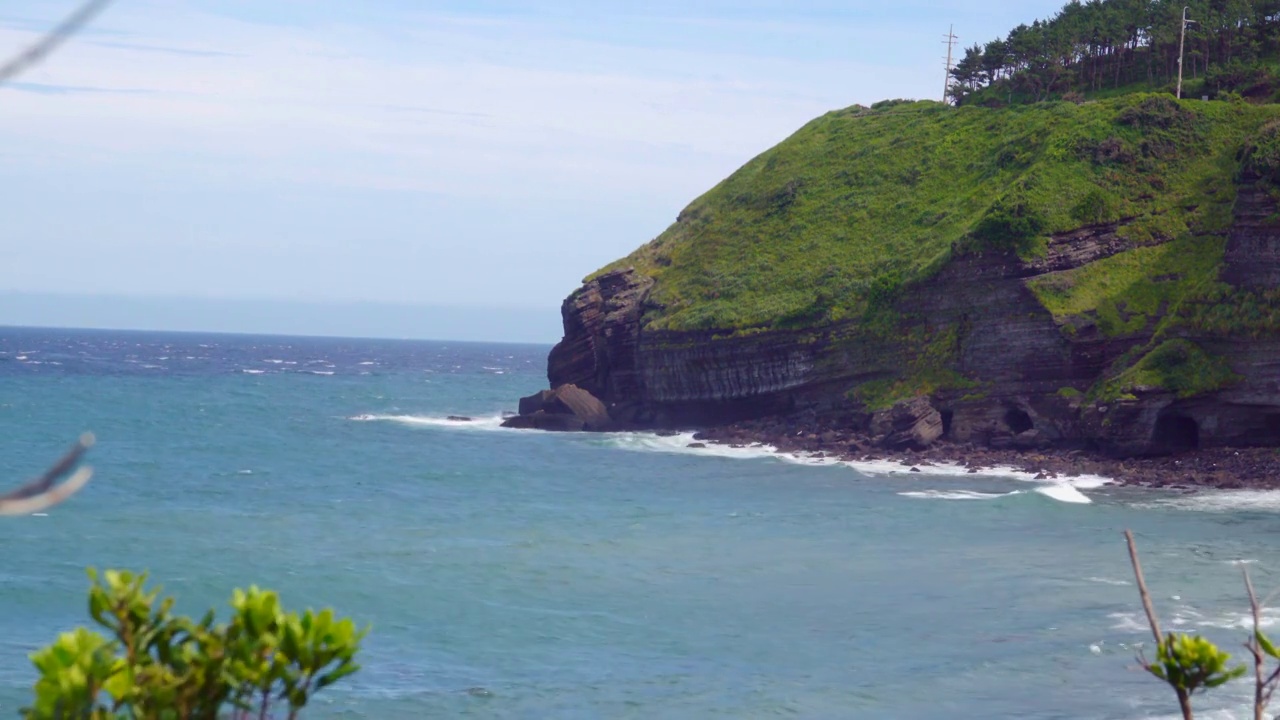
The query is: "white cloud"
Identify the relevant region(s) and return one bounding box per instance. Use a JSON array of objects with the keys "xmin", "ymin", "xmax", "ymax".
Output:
[{"xmin": 0, "ymin": 0, "xmax": 1065, "ymax": 316}]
